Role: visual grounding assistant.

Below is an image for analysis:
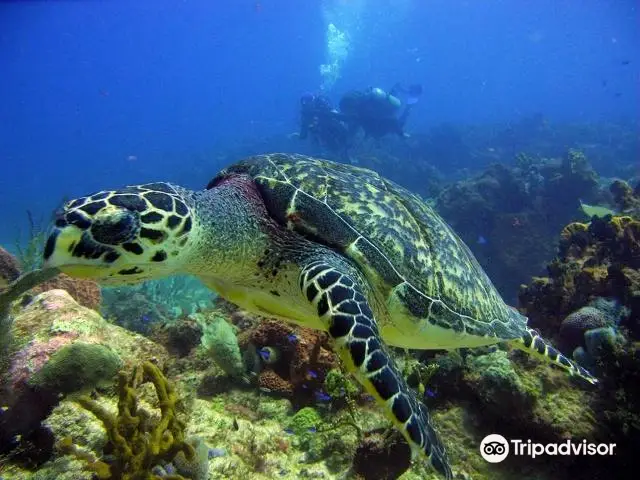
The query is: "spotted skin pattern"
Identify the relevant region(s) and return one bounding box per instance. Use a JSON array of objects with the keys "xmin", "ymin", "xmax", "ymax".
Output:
[
  {"xmin": 515, "ymin": 327, "xmax": 597, "ymax": 384},
  {"xmin": 300, "ymin": 260, "xmax": 452, "ymax": 478},
  {"xmin": 213, "ymin": 154, "xmax": 599, "ymax": 379},
  {"xmin": 214, "ymin": 153, "xmax": 523, "ymax": 341},
  {"xmin": 44, "ymin": 183, "xmax": 194, "ymax": 284}
]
